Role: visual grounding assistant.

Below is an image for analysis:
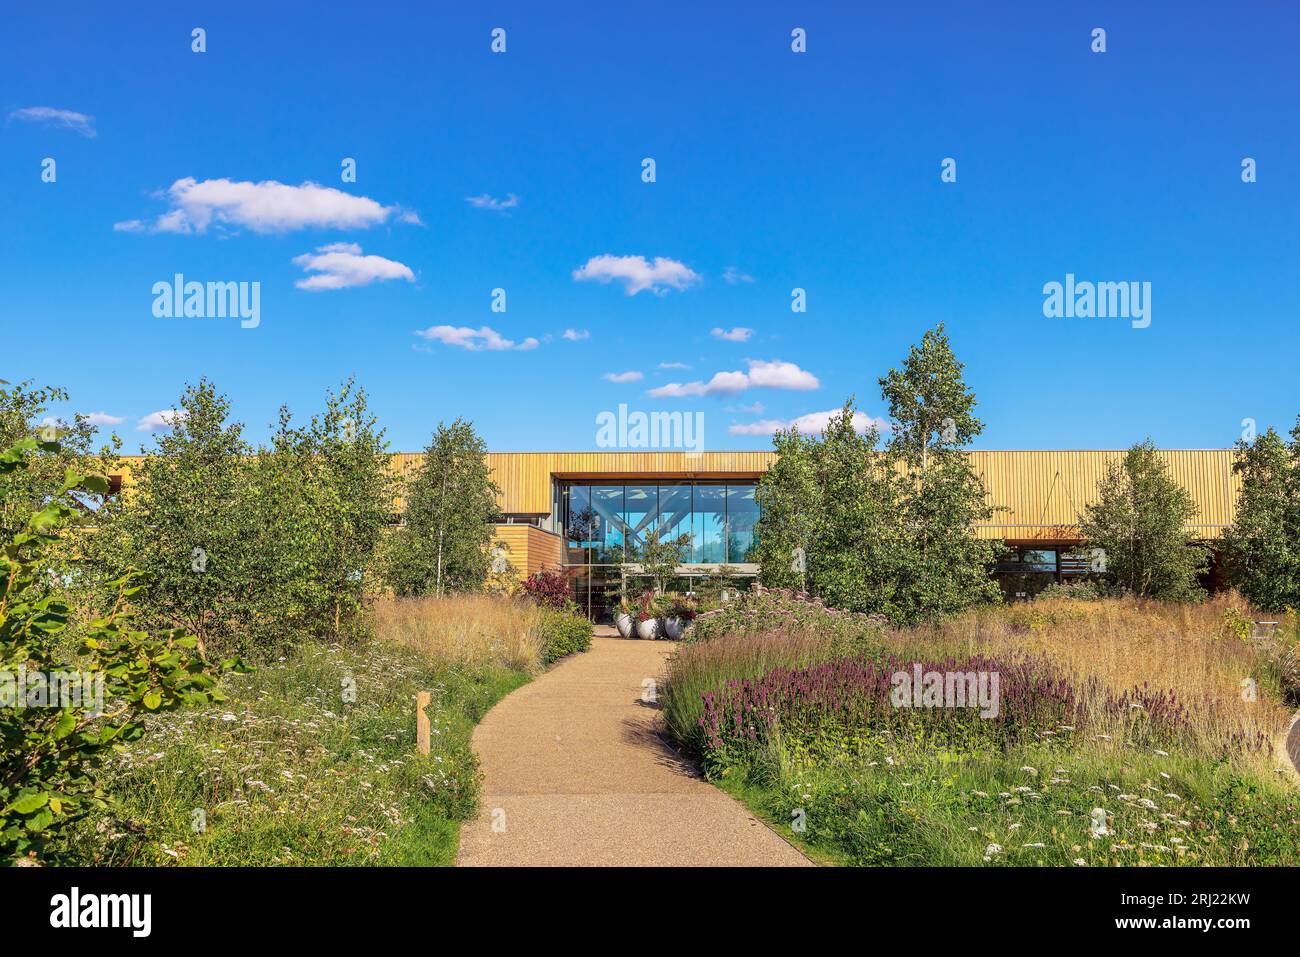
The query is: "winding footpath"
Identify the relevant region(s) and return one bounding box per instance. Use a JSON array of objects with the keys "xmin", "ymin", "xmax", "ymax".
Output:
[{"xmin": 456, "ymin": 631, "xmax": 812, "ymax": 867}]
